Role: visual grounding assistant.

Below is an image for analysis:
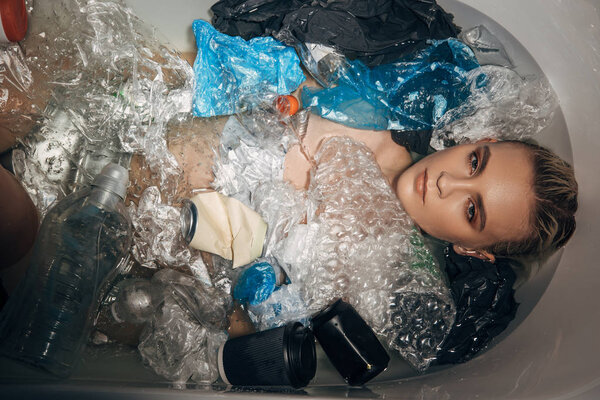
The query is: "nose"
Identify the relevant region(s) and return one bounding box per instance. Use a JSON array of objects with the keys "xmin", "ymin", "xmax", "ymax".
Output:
[{"xmin": 436, "ymin": 171, "xmax": 473, "ymax": 198}]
